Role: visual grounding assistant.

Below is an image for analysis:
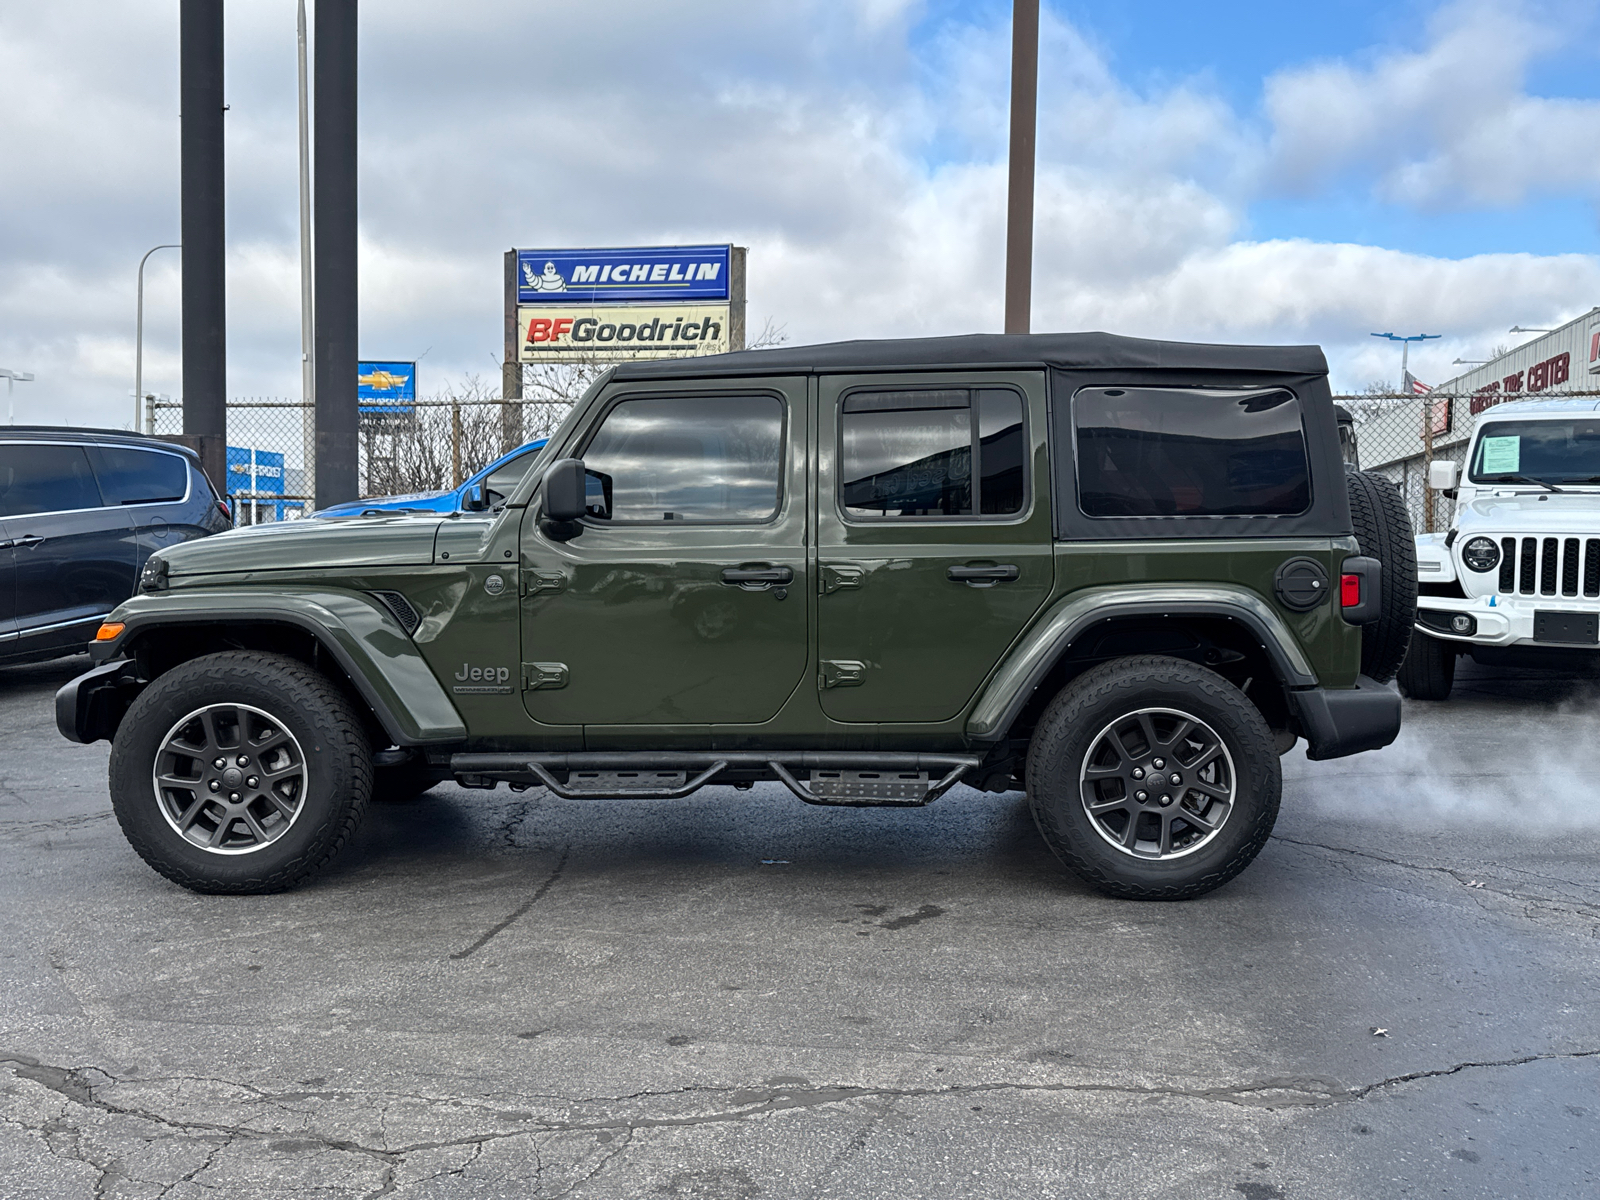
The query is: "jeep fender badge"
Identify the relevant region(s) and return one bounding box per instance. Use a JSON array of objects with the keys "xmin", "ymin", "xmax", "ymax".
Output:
[{"xmin": 484, "ymin": 574, "xmax": 506, "ymax": 596}]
